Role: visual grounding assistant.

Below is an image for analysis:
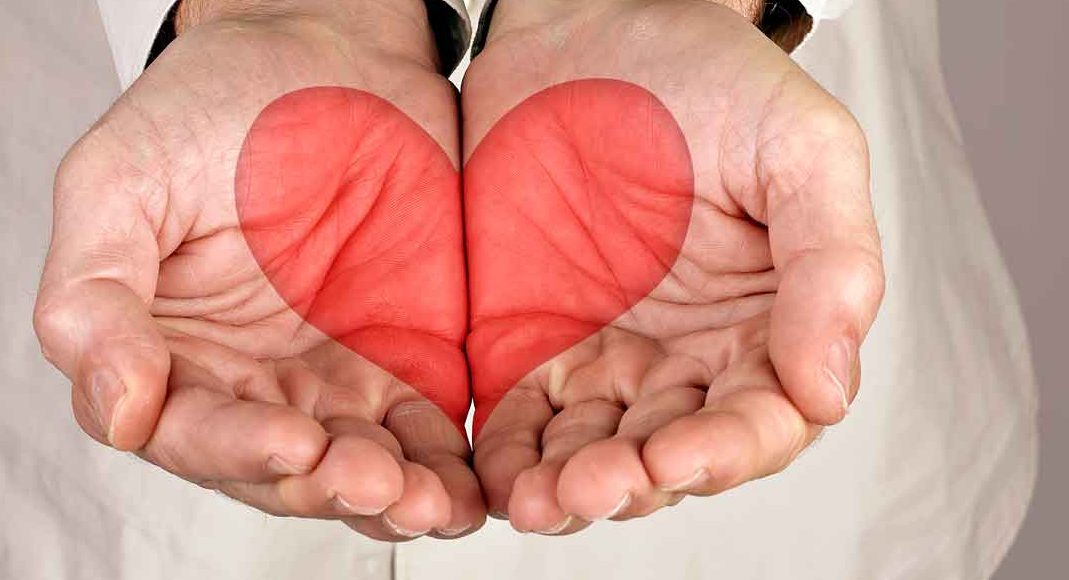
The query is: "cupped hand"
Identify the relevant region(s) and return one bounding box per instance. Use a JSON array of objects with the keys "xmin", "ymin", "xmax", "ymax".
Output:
[
  {"xmin": 32, "ymin": 0, "xmax": 483, "ymax": 540},
  {"xmin": 463, "ymin": 0, "xmax": 884, "ymax": 534}
]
